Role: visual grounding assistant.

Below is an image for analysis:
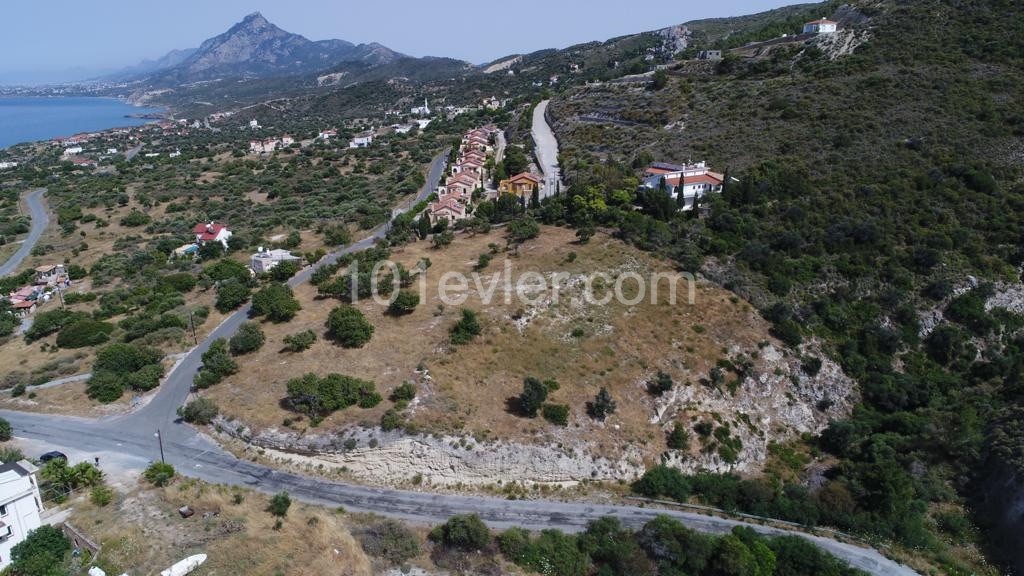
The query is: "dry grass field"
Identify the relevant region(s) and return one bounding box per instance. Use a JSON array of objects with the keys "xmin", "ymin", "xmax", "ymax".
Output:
[{"xmin": 208, "ymin": 225, "xmax": 789, "ymax": 465}]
